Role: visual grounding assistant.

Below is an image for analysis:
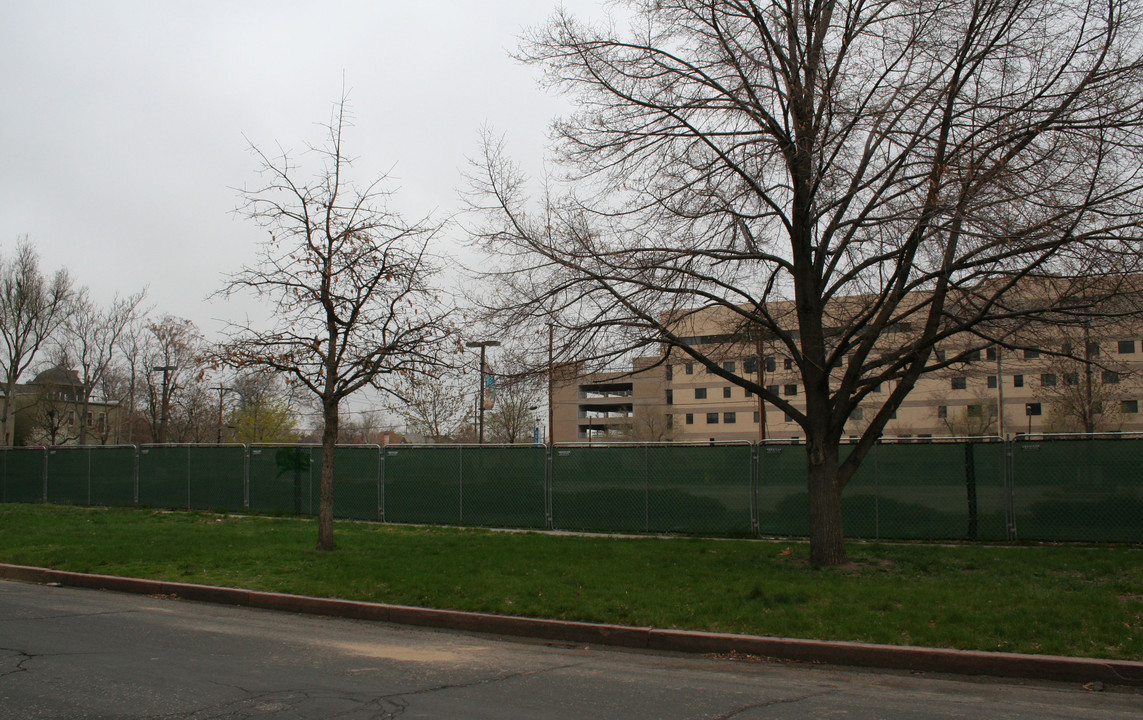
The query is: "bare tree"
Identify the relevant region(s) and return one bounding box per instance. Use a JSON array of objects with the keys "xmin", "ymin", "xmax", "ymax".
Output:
[
  {"xmin": 468, "ymin": 0, "xmax": 1143, "ymax": 565},
  {"xmin": 485, "ymin": 373, "xmax": 543, "ymax": 443},
  {"xmin": 0, "ymin": 239, "xmax": 74, "ymax": 446},
  {"xmin": 142, "ymin": 315, "xmax": 205, "ymax": 442},
  {"xmin": 61, "ymin": 288, "xmax": 146, "ymax": 445},
  {"xmin": 387, "ymin": 372, "xmax": 470, "ymax": 442},
  {"xmin": 217, "ymin": 96, "xmax": 456, "ymax": 550}
]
